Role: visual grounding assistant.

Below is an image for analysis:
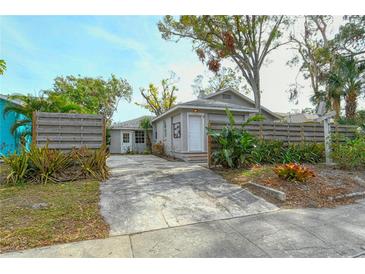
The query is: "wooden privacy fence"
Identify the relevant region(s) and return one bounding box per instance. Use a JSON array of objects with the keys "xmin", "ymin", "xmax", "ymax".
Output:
[
  {"xmin": 207, "ymin": 121, "xmax": 358, "ymax": 167},
  {"xmin": 32, "ymin": 111, "xmax": 106, "ymax": 151}
]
